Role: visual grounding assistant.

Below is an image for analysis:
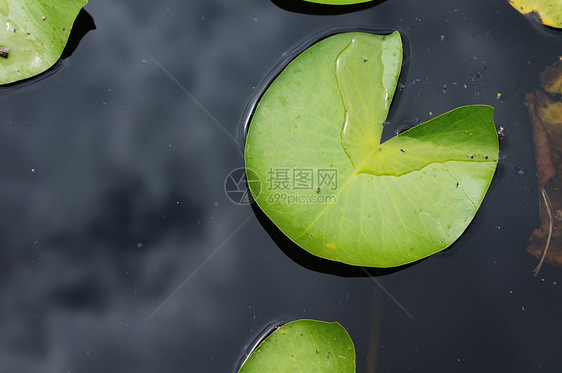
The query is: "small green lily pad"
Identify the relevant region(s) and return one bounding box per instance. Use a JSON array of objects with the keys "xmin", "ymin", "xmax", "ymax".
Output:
[
  {"xmin": 508, "ymin": 0, "xmax": 562, "ymax": 28},
  {"xmin": 238, "ymin": 319, "xmax": 355, "ymax": 373},
  {"xmin": 303, "ymin": 0, "xmax": 373, "ymax": 4},
  {"xmin": 0, "ymin": 0, "xmax": 87, "ymax": 84},
  {"xmin": 245, "ymin": 31, "xmax": 498, "ymax": 267}
]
